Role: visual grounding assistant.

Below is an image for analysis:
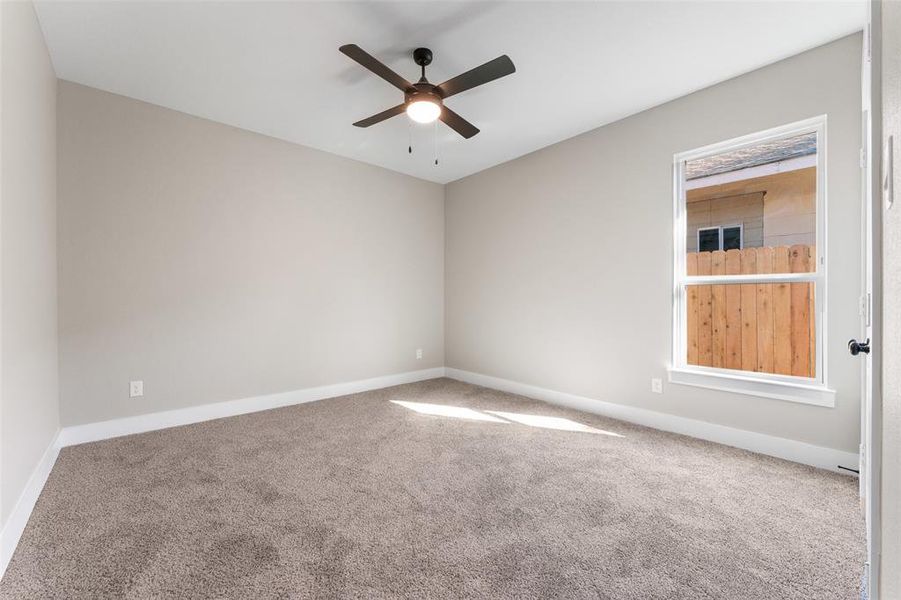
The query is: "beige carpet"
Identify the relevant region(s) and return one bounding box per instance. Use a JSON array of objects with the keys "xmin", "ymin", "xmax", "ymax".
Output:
[{"xmin": 0, "ymin": 378, "xmax": 864, "ymax": 599}]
